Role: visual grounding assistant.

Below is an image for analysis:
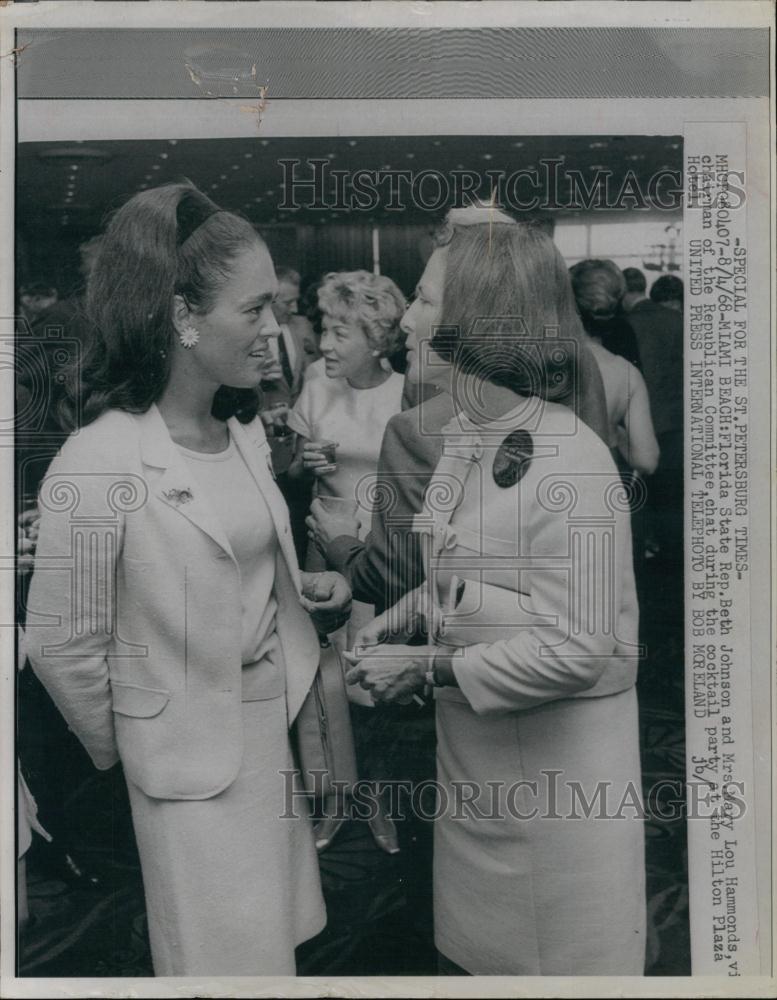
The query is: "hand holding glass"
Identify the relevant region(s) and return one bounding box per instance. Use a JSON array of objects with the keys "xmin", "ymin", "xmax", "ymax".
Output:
[{"xmin": 302, "ymin": 440, "xmax": 338, "ymax": 476}]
